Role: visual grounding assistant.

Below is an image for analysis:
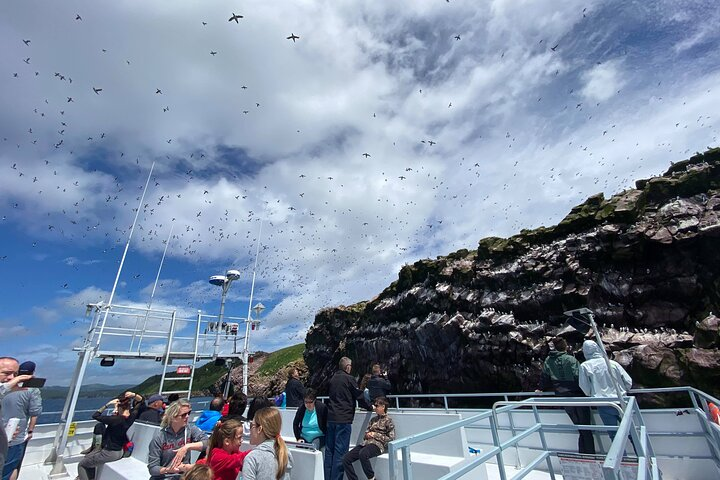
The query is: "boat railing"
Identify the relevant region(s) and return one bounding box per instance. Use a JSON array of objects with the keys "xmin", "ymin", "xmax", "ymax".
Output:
[{"xmin": 386, "ymin": 396, "xmax": 659, "ymax": 480}]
